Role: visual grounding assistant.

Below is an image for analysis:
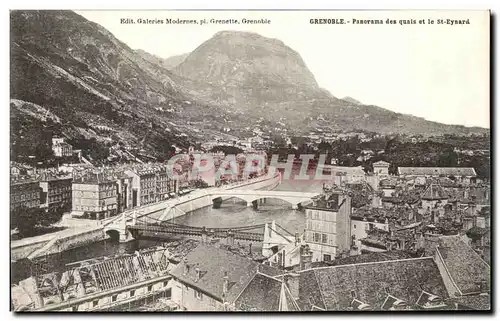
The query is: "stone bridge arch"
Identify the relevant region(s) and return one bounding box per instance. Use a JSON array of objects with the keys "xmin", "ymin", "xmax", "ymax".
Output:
[
  {"xmin": 104, "ymin": 229, "xmax": 120, "ymax": 241},
  {"xmin": 211, "ymin": 193, "xmax": 308, "ymax": 210}
]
